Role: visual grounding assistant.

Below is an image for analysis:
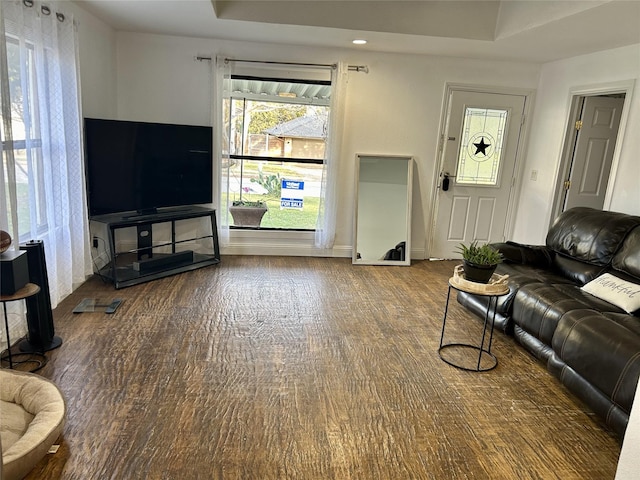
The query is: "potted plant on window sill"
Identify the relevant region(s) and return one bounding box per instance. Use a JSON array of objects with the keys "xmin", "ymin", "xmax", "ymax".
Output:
[
  {"xmin": 229, "ymin": 200, "xmax": 268, "ymax": 227},
  {"xmin": 456, "ymin": 241, "xmax": 503, "ymax": 283}
]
